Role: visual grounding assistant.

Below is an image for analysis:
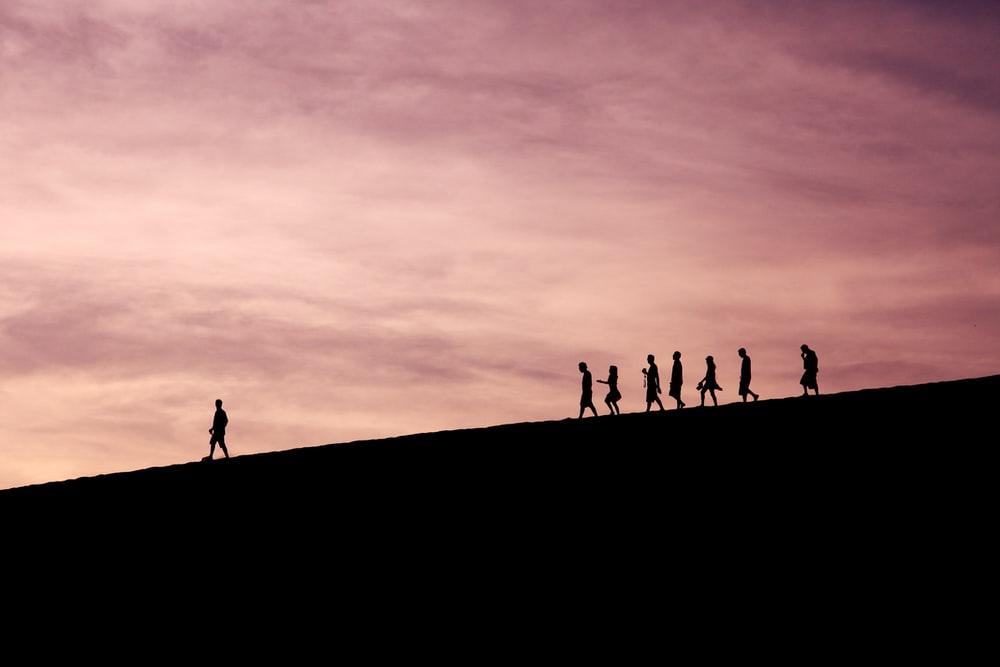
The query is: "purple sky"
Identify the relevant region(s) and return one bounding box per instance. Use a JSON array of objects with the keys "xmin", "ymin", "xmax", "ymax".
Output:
[{"xmin": 2, "ymin": 1, "xmax": 999, "ymax": 487}]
